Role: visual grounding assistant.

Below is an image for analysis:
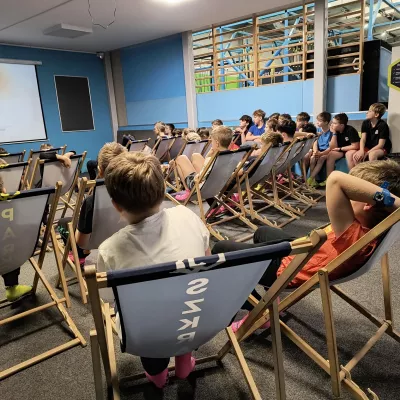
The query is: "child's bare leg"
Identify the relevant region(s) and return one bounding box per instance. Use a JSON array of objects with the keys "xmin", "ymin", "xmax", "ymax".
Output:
[
  {"xmin": 310, "ymin": 155, "xmax": 327, "ymax": 179},
  {"xmin": 368, "ymin": 149, "xmax": 385, "ymax": 161},
  {"xmin": 303, "ymin": 151, "xmax": 312, "ymax": 171},
  {"xmin": 191, "ymin": 153, "xmax": 205, "ymax": 174},
  {"xmin": 346, "ymin": 150, "xmax": 357, "ymax": 169},
  {"xmin": 326, "ymin": 151, "xmax": 344, "ymax": 178},
  {"xmin": 309, "ymin": 155, "xmax": 317, "ymax": 175},
  {"xmin": 175, "ymin": 155, "xmax": 196, "ymax": 190}
]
